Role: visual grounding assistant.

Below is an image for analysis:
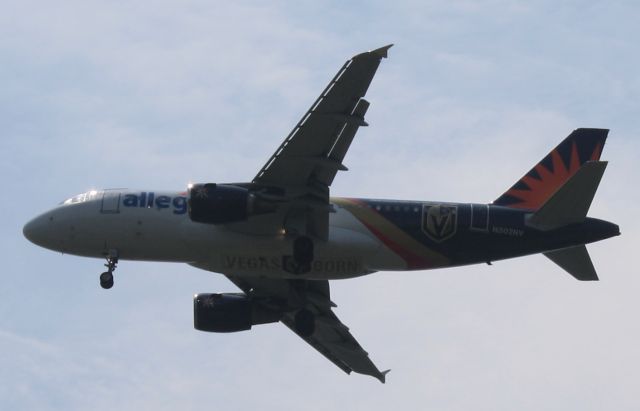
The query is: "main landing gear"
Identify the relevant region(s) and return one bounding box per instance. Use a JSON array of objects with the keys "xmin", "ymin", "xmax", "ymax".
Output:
[
  {"xmin": 100, "ymin": 250, "xmax": 118, "ymax": 289},
  {"xmin": 293, "ymin": 236, "xmax": 314, "ymax": 266},
  {"xmin": 294, "ymin": 308, "xmax": 316, "ymax": 337},
  {"xmin": 283, "ymin": 236, "xmax": 314, "ymax": 275}
]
